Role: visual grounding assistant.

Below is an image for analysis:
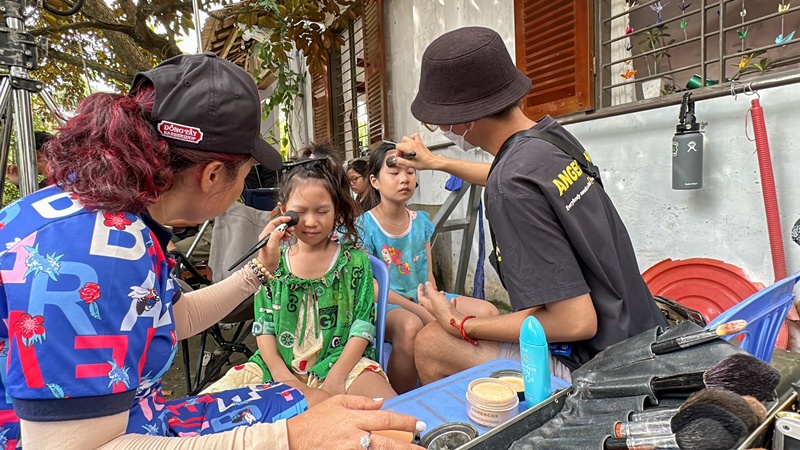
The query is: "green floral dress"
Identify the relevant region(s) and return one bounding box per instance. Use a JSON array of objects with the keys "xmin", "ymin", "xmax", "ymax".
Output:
[{"xmin": 249, "ymin": 243, "xmax": 377, "ymax": 383}]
